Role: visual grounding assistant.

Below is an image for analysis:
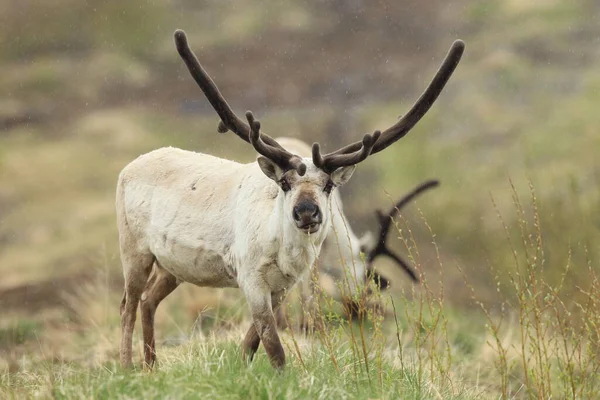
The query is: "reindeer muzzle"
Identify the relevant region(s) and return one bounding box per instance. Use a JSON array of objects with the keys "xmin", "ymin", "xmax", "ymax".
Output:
[{"xmin": 293, "ymin": 201, "xmax": 322, "ymax": 233}]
